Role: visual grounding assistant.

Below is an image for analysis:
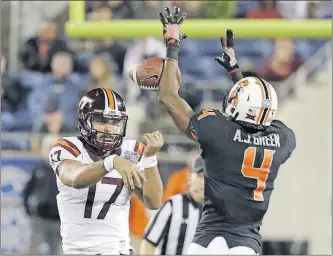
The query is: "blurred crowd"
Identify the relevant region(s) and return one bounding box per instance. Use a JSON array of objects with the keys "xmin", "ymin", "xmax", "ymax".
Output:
[
  {"xmin": 2, "ymin": 1, "xmax": 330, "ymax": 137},
  {"xmin": 1, "ymin": 1, "xmax": 330, "ymax": 254},
  {"xmin": 1, "ymin": 0, "xmax": 330, "ymax": 140}
]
